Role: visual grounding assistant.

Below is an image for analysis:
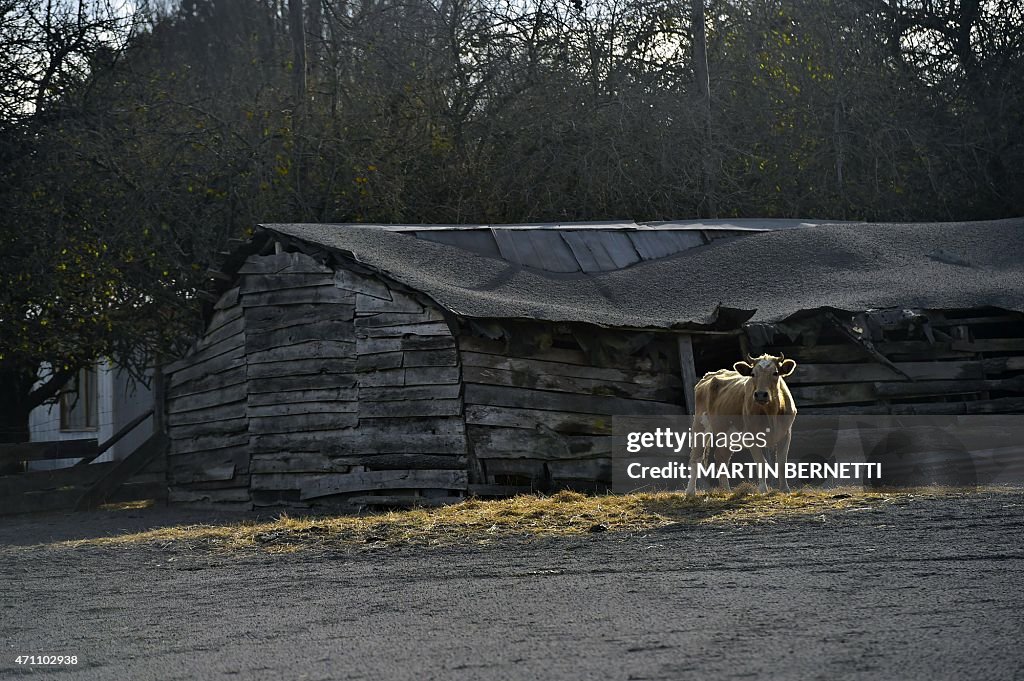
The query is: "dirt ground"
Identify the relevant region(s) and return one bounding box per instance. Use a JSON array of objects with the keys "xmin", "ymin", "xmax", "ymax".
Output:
[{"xmin": 3, "ymin": 490, "xmax": 1023, "ymax": 680}]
